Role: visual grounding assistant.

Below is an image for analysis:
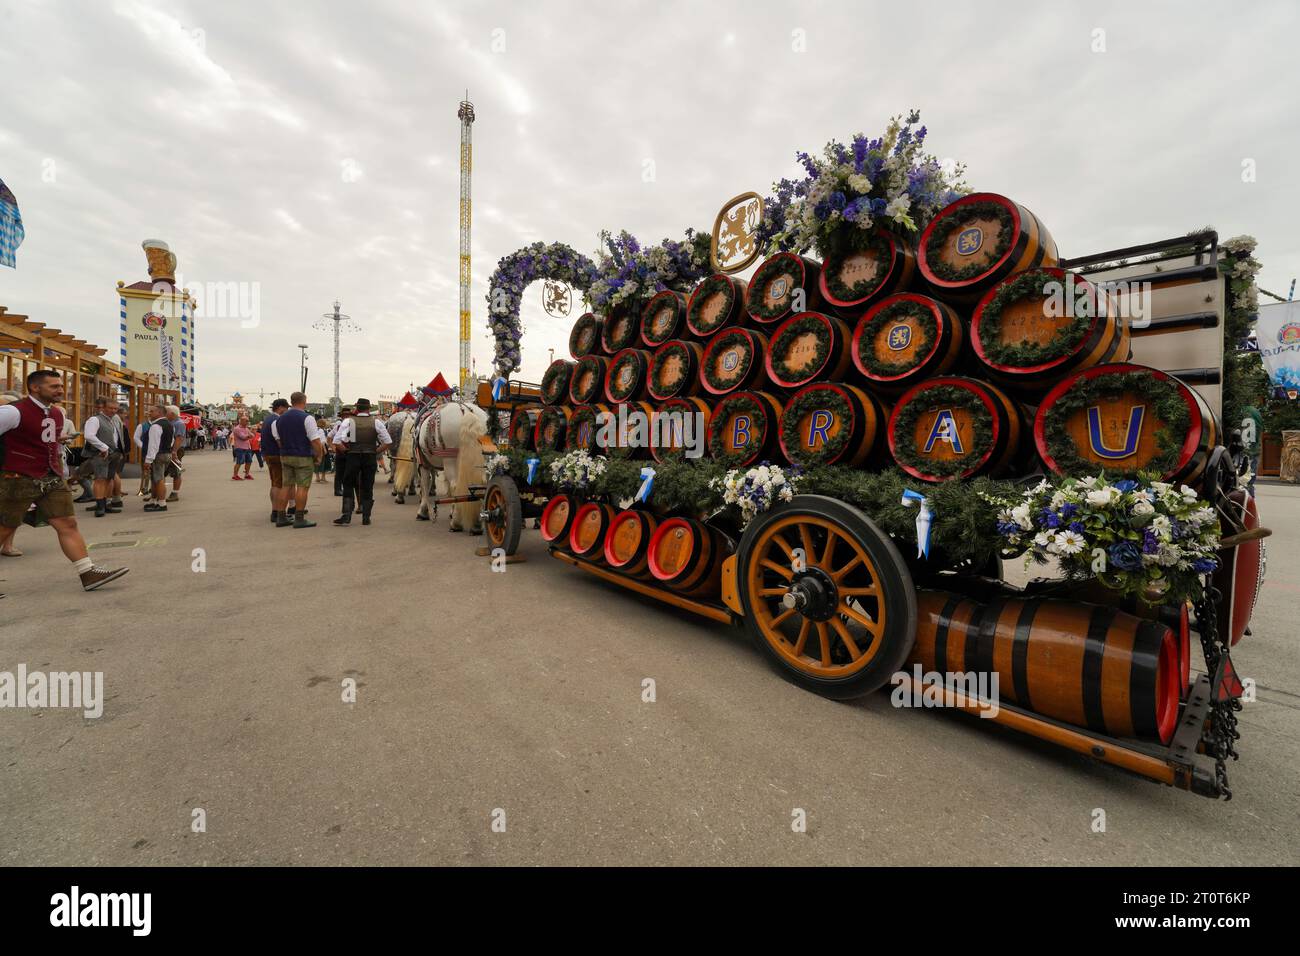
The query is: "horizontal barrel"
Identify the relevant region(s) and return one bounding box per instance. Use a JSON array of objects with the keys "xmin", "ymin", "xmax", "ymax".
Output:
[
  {"xmin": 970, "ymin": 269, "xmax": 1130, "ymax": 394},
  {"xmin": 640, "ymin": 290, "xmax": 690, "ymax": 348},
  {"xmin": 569, "ymin": 313, "xmax": 605, "ymax": 359},
  {"xmin": 687, "ymin": 273, "xmax": 748, "ymax": 338},
  {"xmin": 541, "ymin": 359, "xmax": 576, "ymax": 405},
  {"xmin": 604, "ymin": 509, "xmax": 661, "ymax": 579},
  {"xmin": 706, "ymin": 390, "xmax": 785, "ymax": 467},
  {"xmin": 764, "ymin": 311, "xmax": 854, "ymax": 389},
  {"xmin": 918, "ymin": 192, "xmax": 1060, "ymax": 304},
  {"xmin": 778, "ymin": 382, "xmax": 888, "ymax": 467},
  {"xmin": 887, "ymin": 376, "xmax": 1025, "ymax": 482},
  {"xmin": 600, "ymin": 303, "xmax": 640, "ymax": 354},
  {"xmin": 606, "ymin": 401, "xmax": 655, "ymax": 459},
  {"xmin": 650, "ymin": 397, "xmax": 712, "ymax": 463},
  {"xmin": 1033, "ymin": 363, "xmax": 1220, "ymax": 486},
  {"xmin": 746, "ymin": 253, "xmax": 826, "ymax": 325},
  {"xmin": 910, "ymin": 590, "xmax": 1180, "ymax": 743},
  {"xmin": 566, "ymin": 404, "xmax": 612, "ymax": 453},
  {"xmin": 569, "ymin": 501, "xmax": 617, "ymax": 563},
  {"xmin": 648, "ymin": 517, "xmax": 731, "ymax": 597},
  {"xmin": 604, "ymin": 348, "xmax": 652, "ymax": 403},
  {"xmin": 540, "ymin": 494, "xmax": 576, "ymax": 547},
  {"xmin": 508, "ymin": 405, "xmax": 541, "ymax": 450},
  {"xmin": 852, "ymin": 293, "xmax": 965, "ymax": 395},
  {"xmin": 648, "ymin": 340, "xmax": 704, "ymax": 401},
  {"xmin": 818, "ymin": 227, "xmax": 918, "ymax": 316},
  {"xmin": 534, "ymin": 405, "xmax": 572, "ymax": 453},
  {"xmin": 701, "ymin": 327, "xmax": 771, "ymax": 395},
  {"xmin": 568, "ymin": 354, "xmax": 608, "ymax": 405}
]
